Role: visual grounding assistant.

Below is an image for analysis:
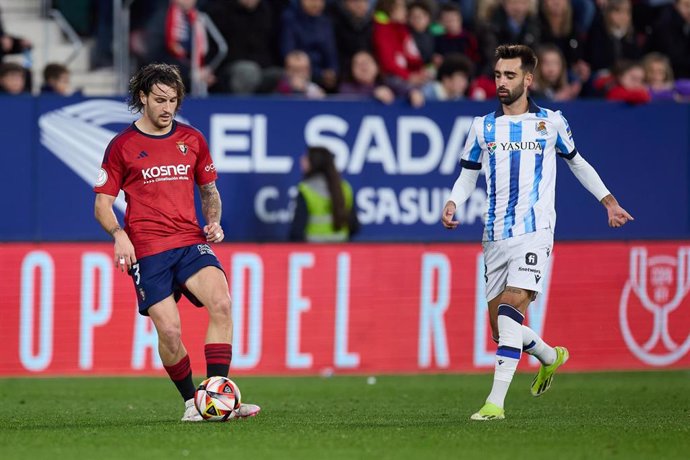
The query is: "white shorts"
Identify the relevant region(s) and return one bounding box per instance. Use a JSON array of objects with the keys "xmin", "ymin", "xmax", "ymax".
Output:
[{"xmin": 482, "ymin": 228, "xmax": 554, "ymax": 301}]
